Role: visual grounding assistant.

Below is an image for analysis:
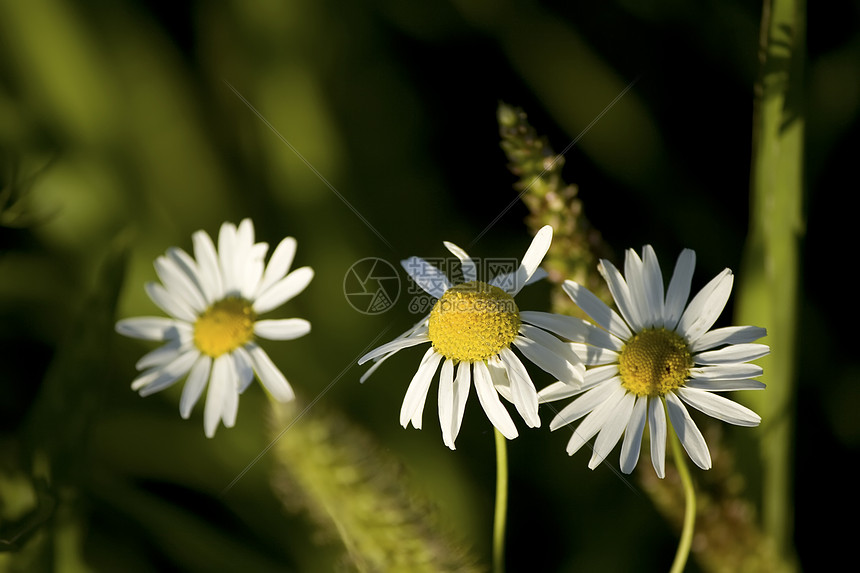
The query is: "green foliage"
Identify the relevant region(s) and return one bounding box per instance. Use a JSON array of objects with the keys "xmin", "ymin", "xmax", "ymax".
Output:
[
  {"xmin": 497, "ymin": 102, "xmax": 614, "ymax": 316},
  {"xmin": 269, "ymin": 401, "xmax": 481, "ymax": 572},
  {"xmin": 736, "ymin": 0, "xmax": 805, "ymax": 569}
]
